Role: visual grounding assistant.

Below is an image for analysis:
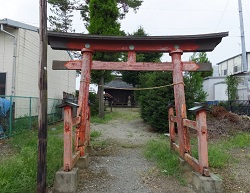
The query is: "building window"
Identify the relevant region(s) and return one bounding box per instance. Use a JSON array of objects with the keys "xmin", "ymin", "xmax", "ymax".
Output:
[
  {"xmin": 233, "ymin": 65, "xmax": 239, "ymax": 73},
  {"xmin": 0, "ymin": 73, "xmax": 6, "ymax": 95},
  {"xmin": 223, "ymin": 69, "xmax": 227, "ymax": 76}
]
